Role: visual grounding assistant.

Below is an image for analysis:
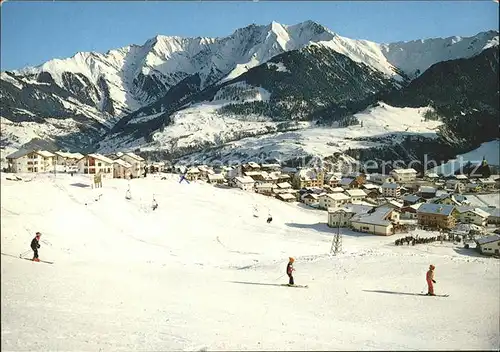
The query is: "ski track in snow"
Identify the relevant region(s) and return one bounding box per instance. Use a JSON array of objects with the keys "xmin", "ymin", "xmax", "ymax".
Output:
[{"xmin": 1, "ymin": 172, "xmax": 499, "ymax": 351}]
